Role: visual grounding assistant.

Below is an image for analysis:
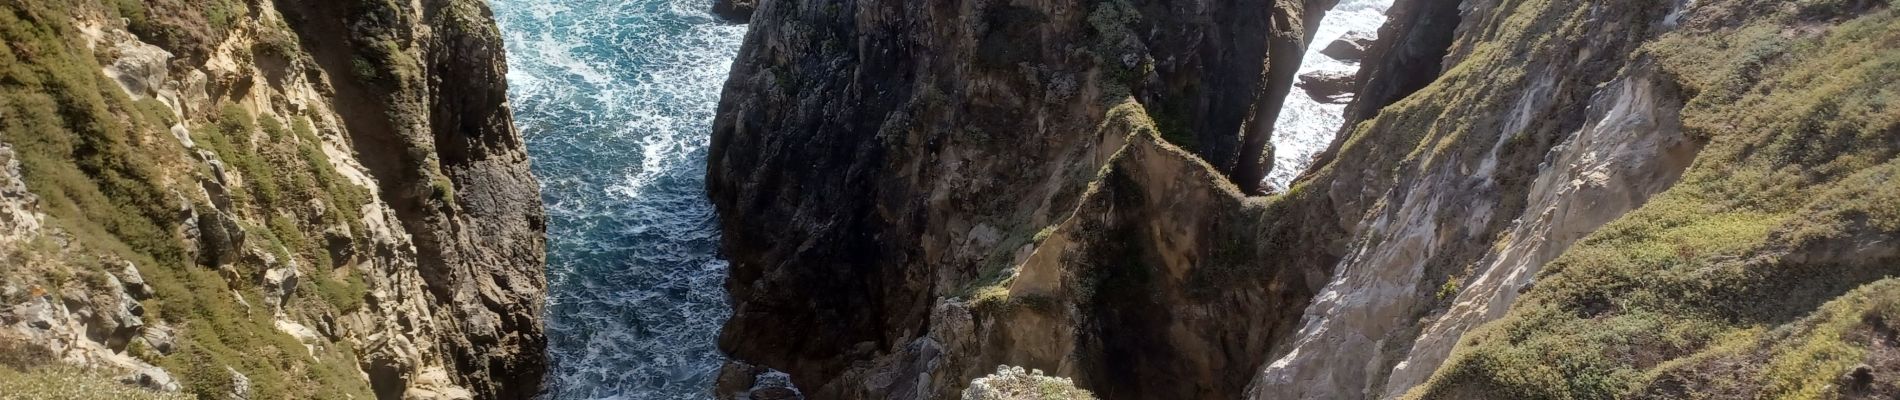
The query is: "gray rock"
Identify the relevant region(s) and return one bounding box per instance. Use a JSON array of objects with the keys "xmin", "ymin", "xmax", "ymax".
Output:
[
  {"xmin": 115, "ymin": 261, "xmax": 152, "ymax": 300},
  {"xmin": 227, "ymin": 367, "xmax": 252, "ymax": 400},
  {"xmin": 139, "ymin": 324, "xmax": 177, "ymax": 355},
  {"xmin": 261, "ymin": 259, "xmax": 299, "ymax": 310},
  {"xmin": 123, "ymin": 365, "xmax": 182, "ymax": 392},
  {"xmin": 1320, "ymin": 30, "xmax": 1376, "ymax": 61},
  {"xmin": 11, "ymin": 299, "xmax": 56, "ymax": 330},
  {"xmin": 749, "ymin": 387, "xmax": 803, "ymax": 400},
  {"xmin": 100, "ymin": 30, "xmax": 174, "ymax": 98},
  {"xmin": 1298, "ymin": 70, "xmax": 1358, "ymax": 103},
  {"xmin": 195, "ymin": 209, "xmax": 244, "ymax": 267},
  {"xmin": 712, "ymin": 0, "xmax": 755, "ymax": 23},
  {"xmin": 105, "ymin": 275, "xmax": 146, "ymax": 349}
]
